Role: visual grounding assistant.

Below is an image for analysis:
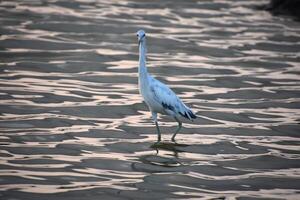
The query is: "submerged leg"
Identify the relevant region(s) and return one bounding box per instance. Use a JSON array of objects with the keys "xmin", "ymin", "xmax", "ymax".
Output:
[
  {"xmin": 155, "ymin": 121, "xmax": 161, "ymax": 142},
  {"xmin": 171, "ymin": 117, "xmax": 182, "ymax": 142},
  {"xmin": 152, "ymin": 112, "xmax": 161, "ymax": 142}
]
